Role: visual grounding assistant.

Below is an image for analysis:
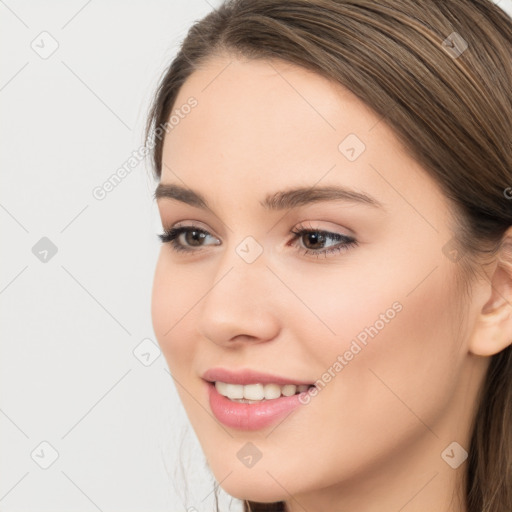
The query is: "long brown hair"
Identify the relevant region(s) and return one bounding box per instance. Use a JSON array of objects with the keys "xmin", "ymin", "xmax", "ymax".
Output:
[{"xmin": 146, "ymin": 1, "xmax": 512, "ymax": 510}]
